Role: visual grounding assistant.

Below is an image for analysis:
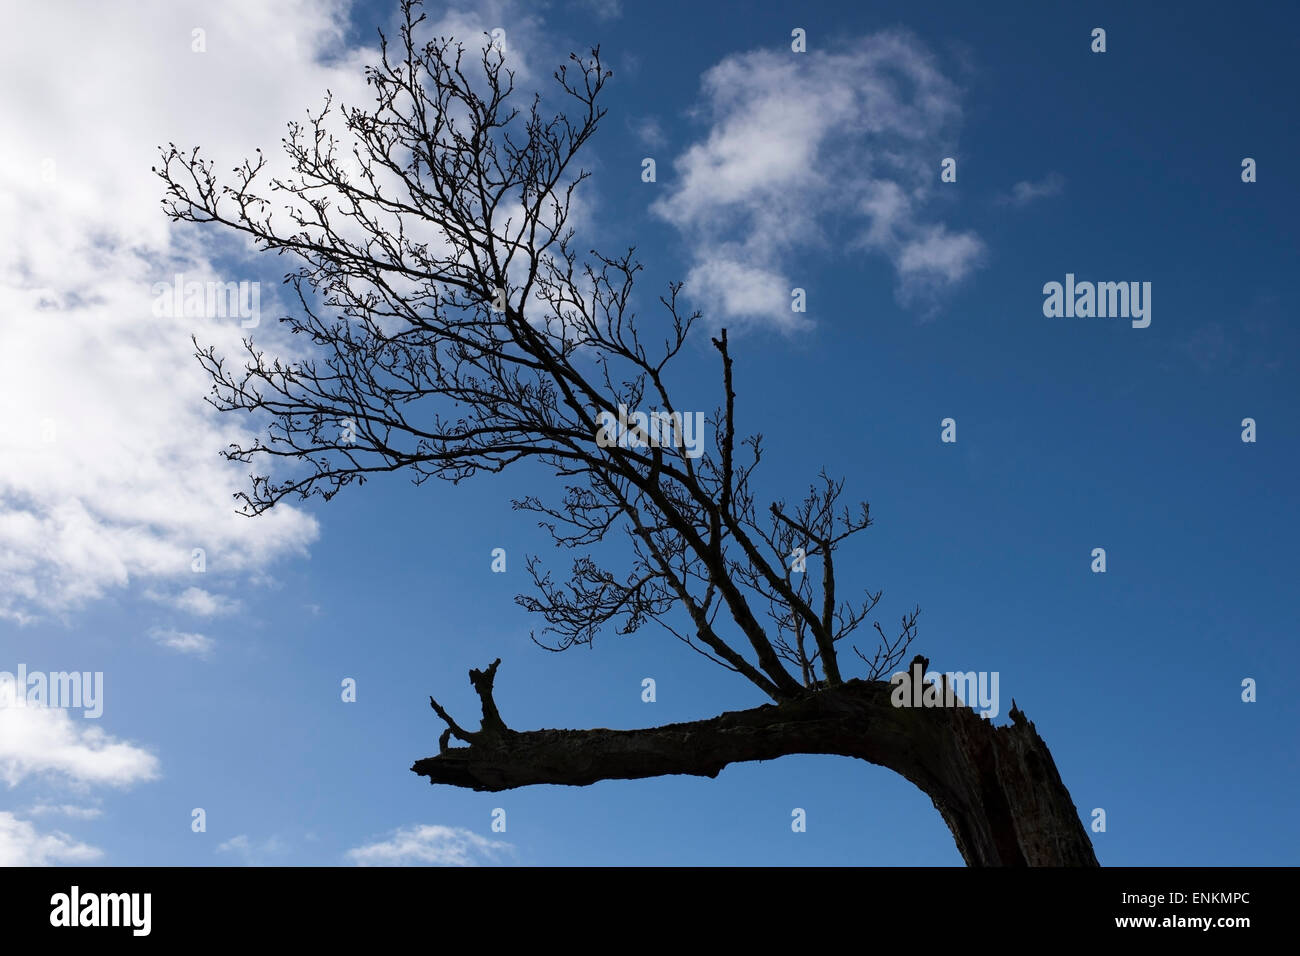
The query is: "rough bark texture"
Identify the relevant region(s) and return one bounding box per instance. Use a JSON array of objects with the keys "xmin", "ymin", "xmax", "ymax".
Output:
[{"xmin": 413, "ymin": 657, "xmax": 1099, "ymax": 866}]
